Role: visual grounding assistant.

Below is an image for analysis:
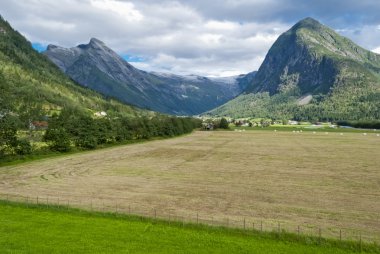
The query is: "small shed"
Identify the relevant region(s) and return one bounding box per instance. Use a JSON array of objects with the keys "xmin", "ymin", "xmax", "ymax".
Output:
[{"xmin": 29, "ymin": 121, "xmax": 48, "ymax": 130}]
